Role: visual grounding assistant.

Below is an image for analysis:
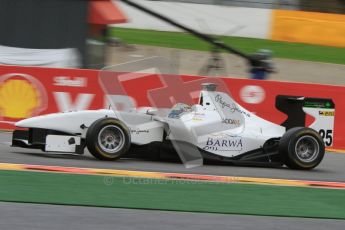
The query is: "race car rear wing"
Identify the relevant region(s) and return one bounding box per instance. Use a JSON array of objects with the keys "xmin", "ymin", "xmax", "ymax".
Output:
[{"xmin": 276, "ymin": 95, "xmax": 335, "ymax": 147}]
